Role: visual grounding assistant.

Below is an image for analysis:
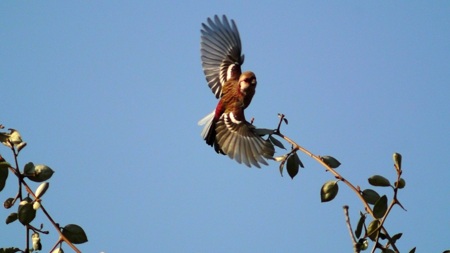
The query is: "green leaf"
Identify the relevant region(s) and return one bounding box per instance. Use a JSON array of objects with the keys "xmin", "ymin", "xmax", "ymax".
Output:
[
  {"xmin": 62, "ymin": 224, "xmax": 88, "ymax": 244},
  {"xmin": 7, "ymin": 129, "xmax": 23, "ymax": 146},
  {"xmin": 4, "ymin": 197, "xmax": 14, "ymax": 209},
  {"xmin": 0, "ymin": 160, "xmax": 10, "ymax": 192},
  {"xmin": 269, "ymin": 135, "xmax": 285, "ymax": 149},
  {"xmin": 367, "ymin": 219, "xmax": 380, "ymax": 241},
  {"xmin": 383, "ymin": 249, "xmax": 395, "ymax": 253},
  {"xmin": 253, "ymin": 128, "xmax": 275, "ymax": 136},
  {"xmin": 0, "ymin": 247, "xmax": 21, "ymax": 253},
  {"xmin": 409, "ymin": 247, "xmax": 416, "ymax": 253},
  {"xmin": 395, "ymin": 178, "xmax": 406, "ymax": 189},
  {"xmin": 6, "ymin": 212, "xmax": 18, "ymax": 224},
  {"xmin": 24, "ymin": 162, "xmax": 35, "ymax": 175},
  {"xmin": 362, "ymin": 189, "xmax": 381, "ymax": 205},
  {"xmin": 393, "ymin": 152, "xmax": 402, "ymax": 170},
  {"xmin": 320, "ymin": 156, "xmax": 341, "ymax": 168},
  {"xmin": 286, "ymin": 153, "xmax": 299, "ymax": 179},
  {"xmin": 368, "ymin": 175, "xmax": 391, "ymax": 187},
  {"xmin": 16, "ymin": 142, "xmax": 27, "ymax": 153},
  {"xmin": 320, "ymin": 180, "xmax": 339, "ymax": 202},
  {"xmin": 26, "ymin": 164, "xmax": 54, "ymax": 182},
  {"xmin": 277, "ymin": 155, "xmax": 288, "ymax": 177},
  {"xmin": 355, "ymin": 213, "xmax": 366, "ymax": 239},
  {"xmin": 294, "ymin": 152, "xmax": 304, "ymax": 168},
  {"xmin": 391, "ymin": 233, "xmax": 402, "ymax": 243},
  {"xmin": 357, "ymin": 238, "xmax": 368, "ymax": 251},
  {"xmin": 373, "ymin": 195, "xmax": 388, "ymax": 219},
  {"xmin": 18, "ymin": 201, "xmax": 36, "ymax": 225},
  {"xmin": 0, "ymin": 132, "xmax": 10, "ymax": 146}
]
